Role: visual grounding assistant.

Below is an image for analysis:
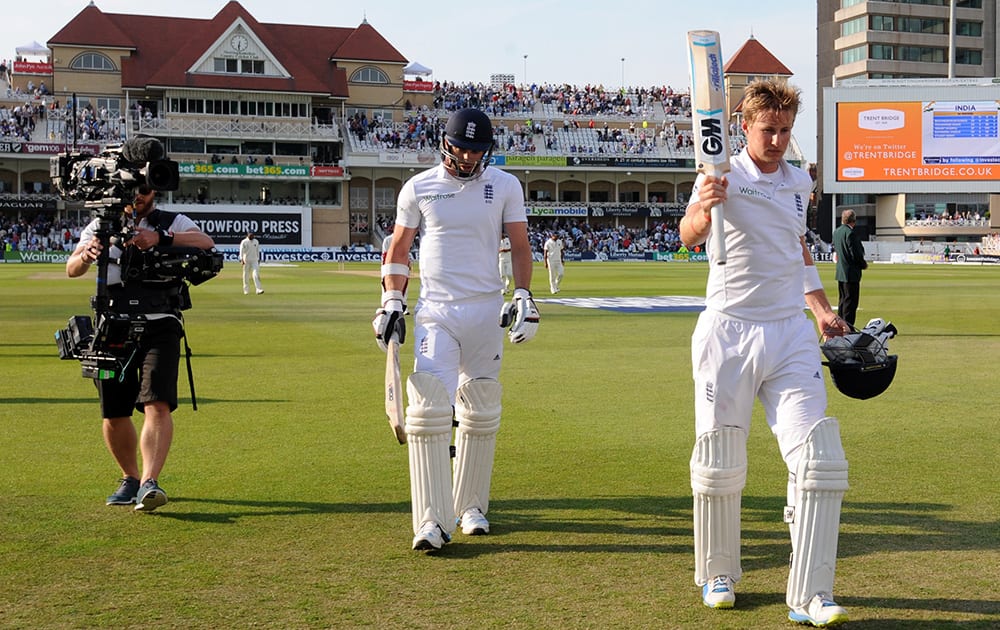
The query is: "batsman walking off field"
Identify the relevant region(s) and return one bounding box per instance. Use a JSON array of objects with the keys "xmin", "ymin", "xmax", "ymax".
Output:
[
  {"xmin": 373, "ymin": 108, "xmax": 539, "ymax": 552},
  {"xmin": 679, "ymin": 80, "xmax": 852, "ymax": 628}
]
